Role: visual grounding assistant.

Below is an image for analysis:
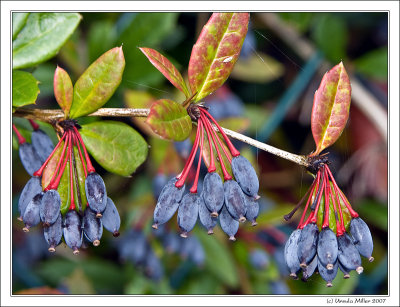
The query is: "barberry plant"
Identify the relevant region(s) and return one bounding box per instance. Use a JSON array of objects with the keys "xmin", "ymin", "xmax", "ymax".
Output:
[{"xmin": 283, "ymin": 63, "xmax": 374, "ymax": 287}]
